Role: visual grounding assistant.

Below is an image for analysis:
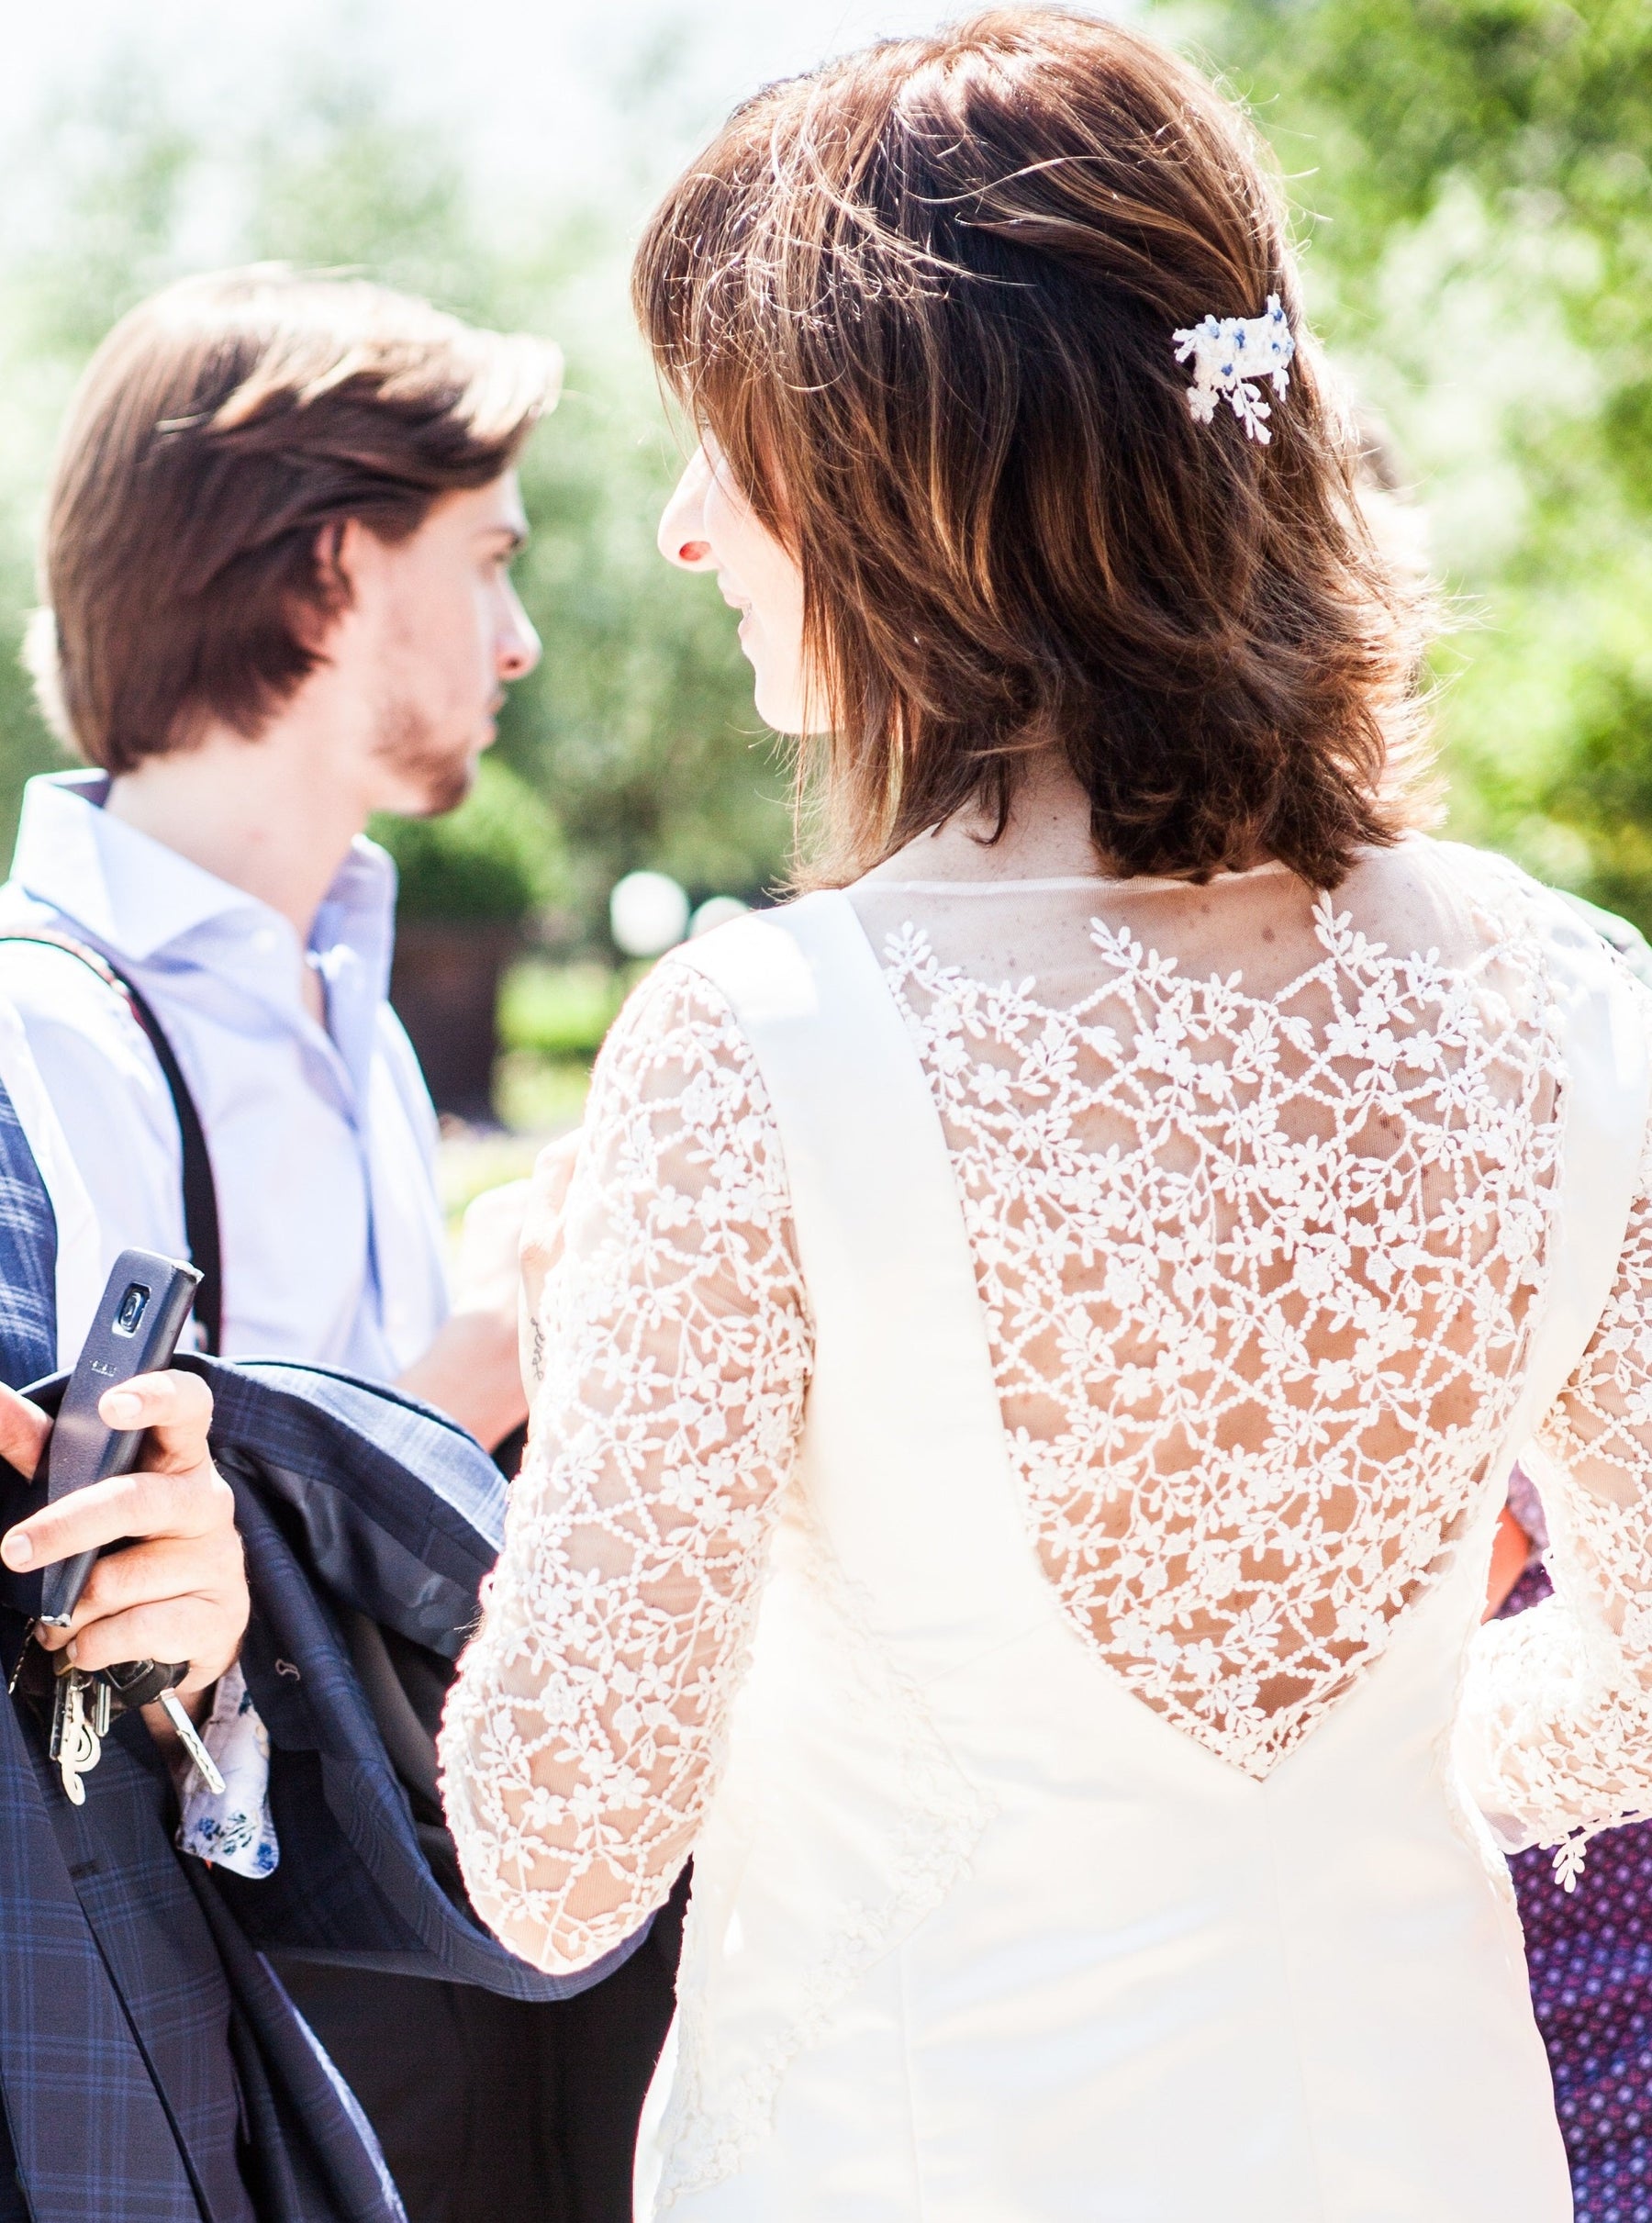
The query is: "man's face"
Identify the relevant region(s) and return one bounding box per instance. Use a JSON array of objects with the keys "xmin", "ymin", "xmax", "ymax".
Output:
[{"xmin": 335, "ymin": 471, "xmax": 541, "ymax": 818}]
